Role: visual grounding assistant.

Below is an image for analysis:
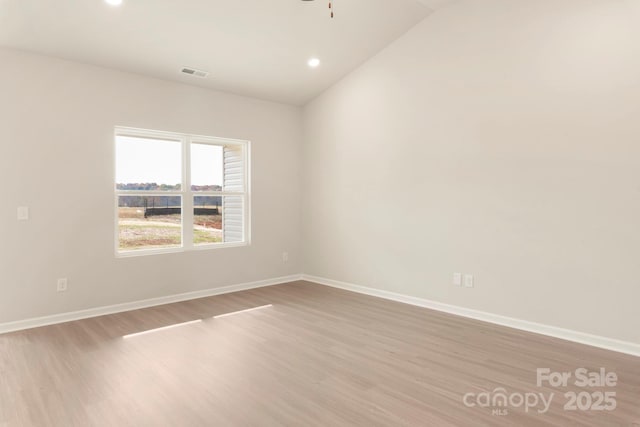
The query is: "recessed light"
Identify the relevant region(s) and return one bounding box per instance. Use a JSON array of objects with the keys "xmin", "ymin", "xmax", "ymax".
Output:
[
  {"xmin": 308, "ymin": 58, "xmax": 321, "ymax": 68},
  {"xmin": 105, "ymin": 0, "xmax": 123, "ymax": 6}
]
